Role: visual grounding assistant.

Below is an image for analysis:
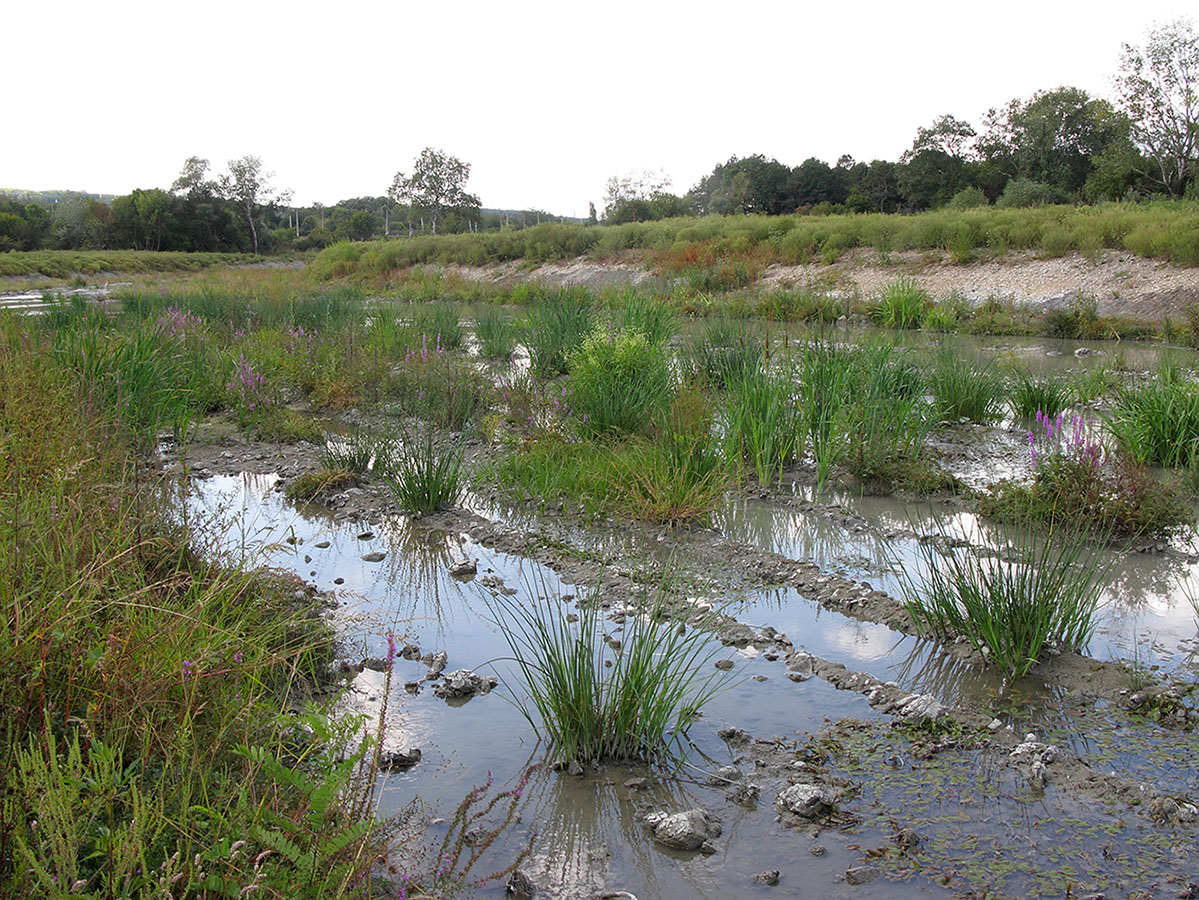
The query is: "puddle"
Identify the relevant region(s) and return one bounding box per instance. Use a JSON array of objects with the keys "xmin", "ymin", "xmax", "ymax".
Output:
[{"xmin": 185, "ymin": 467, "xmax": 1198, "ymax": 898}]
